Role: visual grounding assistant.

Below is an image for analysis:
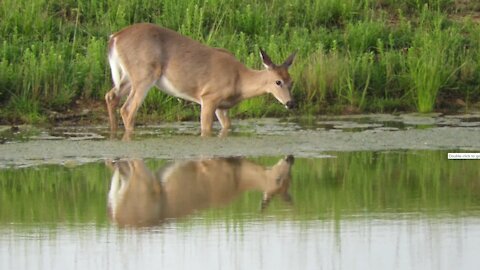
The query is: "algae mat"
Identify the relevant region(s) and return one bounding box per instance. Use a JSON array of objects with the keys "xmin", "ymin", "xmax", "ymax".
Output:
[{"xmin": 0, "ymin": 114, "xmax": 479, "ymax": 167}]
